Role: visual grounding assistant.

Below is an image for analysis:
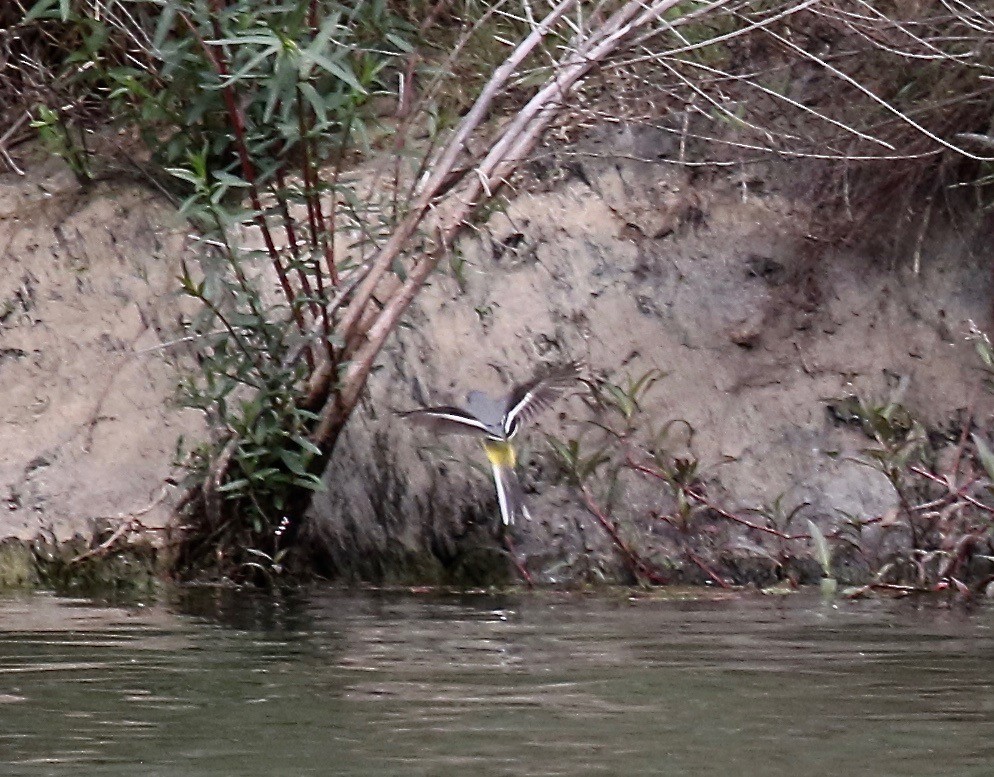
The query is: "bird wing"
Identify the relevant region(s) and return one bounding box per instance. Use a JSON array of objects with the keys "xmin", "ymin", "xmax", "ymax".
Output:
[
  {"xmin": 397, "ymin": 406, "xmax": 491, "ymax": 437},
  {"xmin": 503, "ymin": 360, "xmax": 583, "ymax": 437}
]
